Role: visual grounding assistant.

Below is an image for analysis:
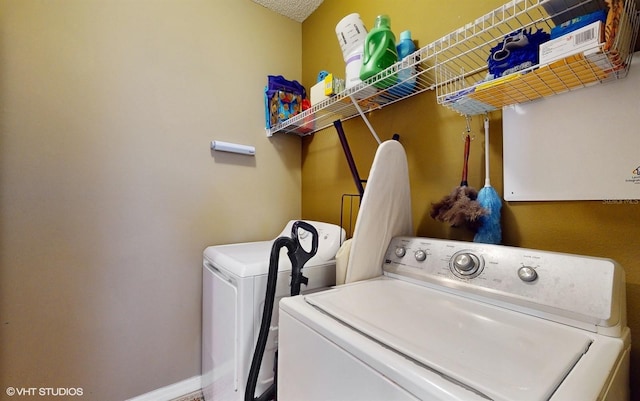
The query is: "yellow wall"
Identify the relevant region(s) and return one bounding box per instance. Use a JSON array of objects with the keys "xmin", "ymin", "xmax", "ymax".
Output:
[
  {"xmin": 0, "ymin": 0, "xmax": 302, "ymax": 399},
  {"xmin": 301, "ymin": 0, "xmax": 640, "ymax": 397}
]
